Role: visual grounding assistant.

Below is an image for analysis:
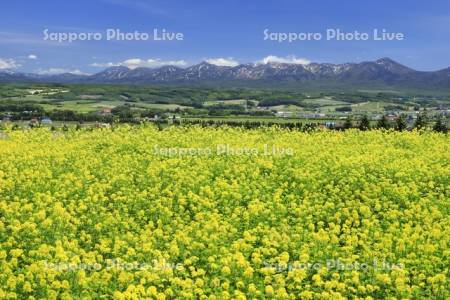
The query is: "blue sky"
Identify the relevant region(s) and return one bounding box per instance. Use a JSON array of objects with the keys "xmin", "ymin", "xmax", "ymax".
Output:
[{"xmin": 1, "ymin": 0, "xmax": 449, "ymax": 74}]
